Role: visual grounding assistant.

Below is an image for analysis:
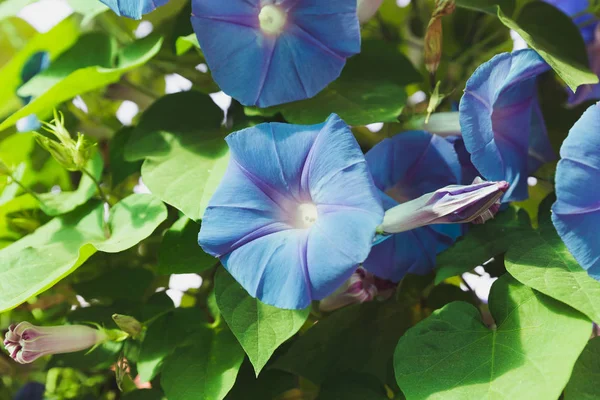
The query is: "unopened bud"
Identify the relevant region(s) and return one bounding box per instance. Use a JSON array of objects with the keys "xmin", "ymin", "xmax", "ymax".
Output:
[
  {"xmin": 424, "ymin": 0, "xmax": 455, "ymax": 75},
  {"xmin": 112, "ymin": 314, "xmax": 143, "ymax": 339},
  {"xmin": 319, "ymin": 268, "xmax": 395, "ymax": 312},
  {"xmin": 35, "ymin": 110, "xmax": 96, "ymax": 171},
  {"xmin": 379, "ymin": 178, "xmax": 509, "ymax": 234},
  {"xmin": 3, "ymin": 322, "xmax": 107, "ymax": 364}
]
